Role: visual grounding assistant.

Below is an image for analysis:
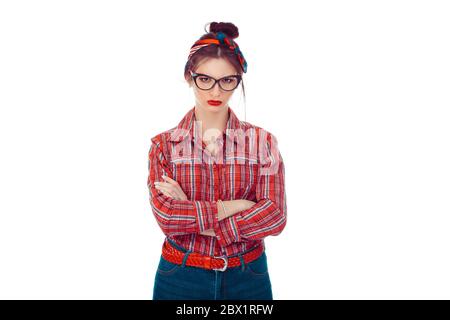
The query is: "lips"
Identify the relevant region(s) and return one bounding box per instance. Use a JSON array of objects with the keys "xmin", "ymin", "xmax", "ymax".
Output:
[{"xmin": 207, "ymin": 100, "xmax": 222, "ymax": 106}]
